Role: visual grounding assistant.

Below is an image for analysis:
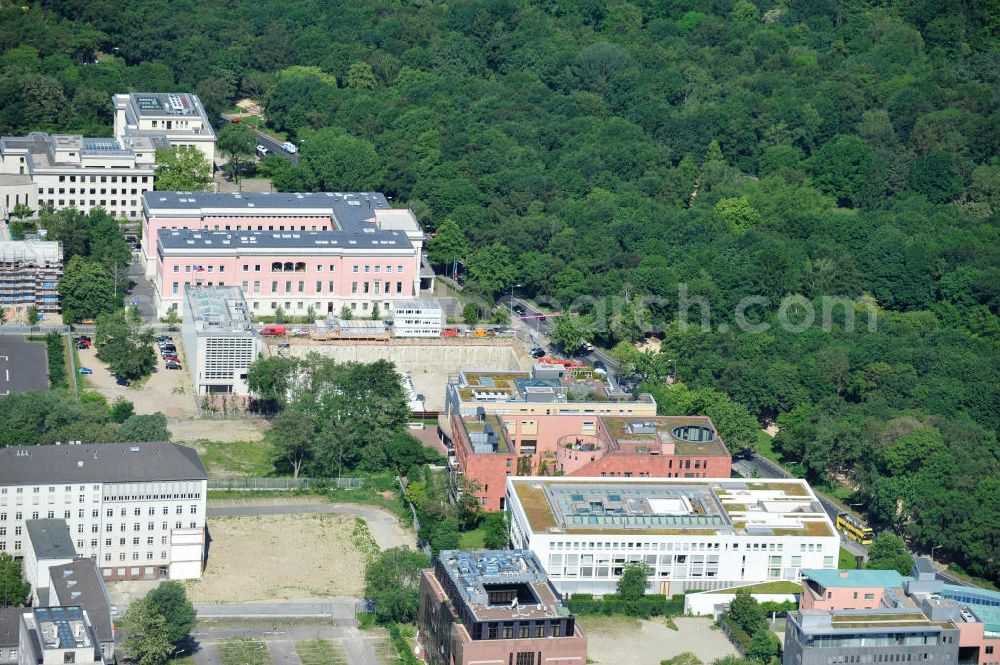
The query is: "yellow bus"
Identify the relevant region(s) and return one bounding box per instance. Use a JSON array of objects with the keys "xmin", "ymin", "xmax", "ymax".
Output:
[{"xmin": 836, "ymin": 512, "xmax": 874, "ymax": 545}]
